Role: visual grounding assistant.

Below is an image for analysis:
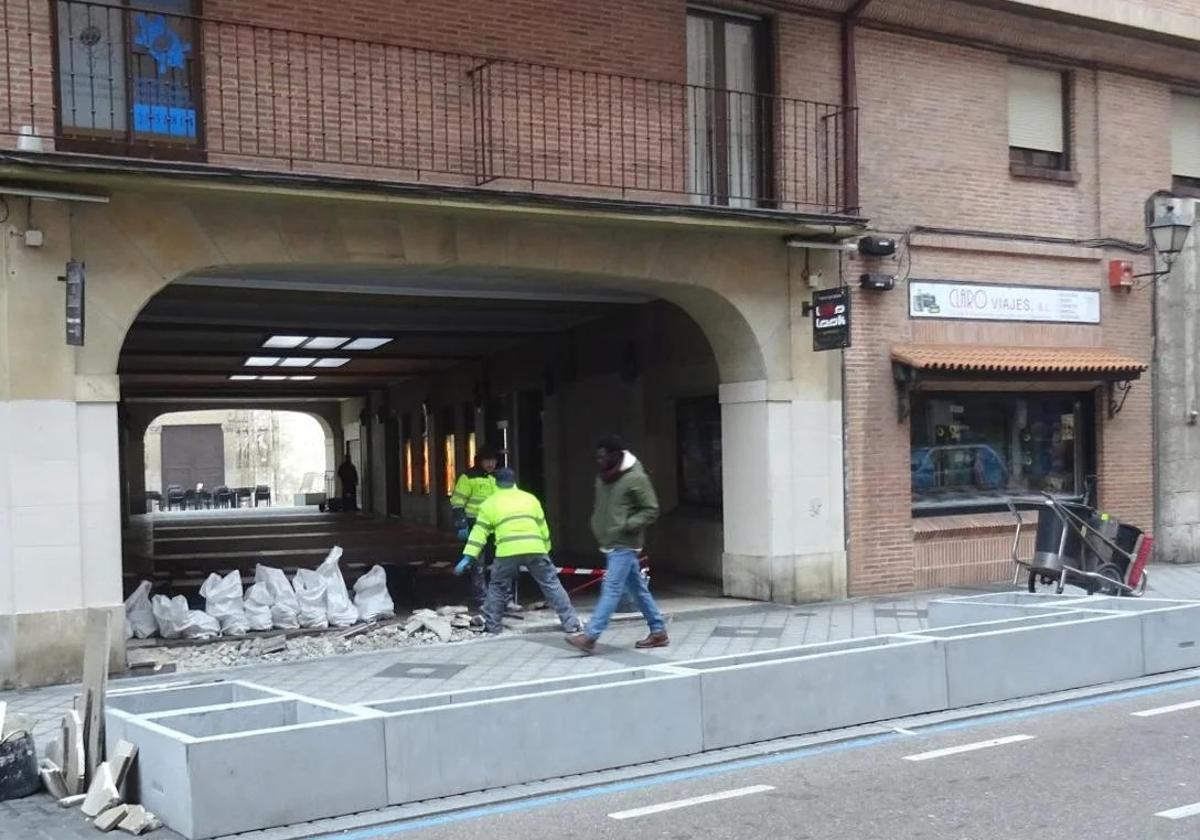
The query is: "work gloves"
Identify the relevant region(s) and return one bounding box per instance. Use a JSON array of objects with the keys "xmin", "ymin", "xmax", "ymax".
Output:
[{"xmin": 454, "ymin": 556, "xmax": 473, "ymax": 576}]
